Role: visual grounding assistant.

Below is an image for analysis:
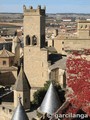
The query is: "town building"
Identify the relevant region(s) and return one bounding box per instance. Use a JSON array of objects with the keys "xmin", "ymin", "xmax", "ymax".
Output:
[
  {"xmin": 0, "ymin": 47, "xmax": 17, "ymax": 86},
  {"xmin": 0, "ymin": 65, "xmax": 30, "ymax": 120},
  {"xmin": 48, "ymin": 20, "xmax": 90, "ymax": 54}
]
